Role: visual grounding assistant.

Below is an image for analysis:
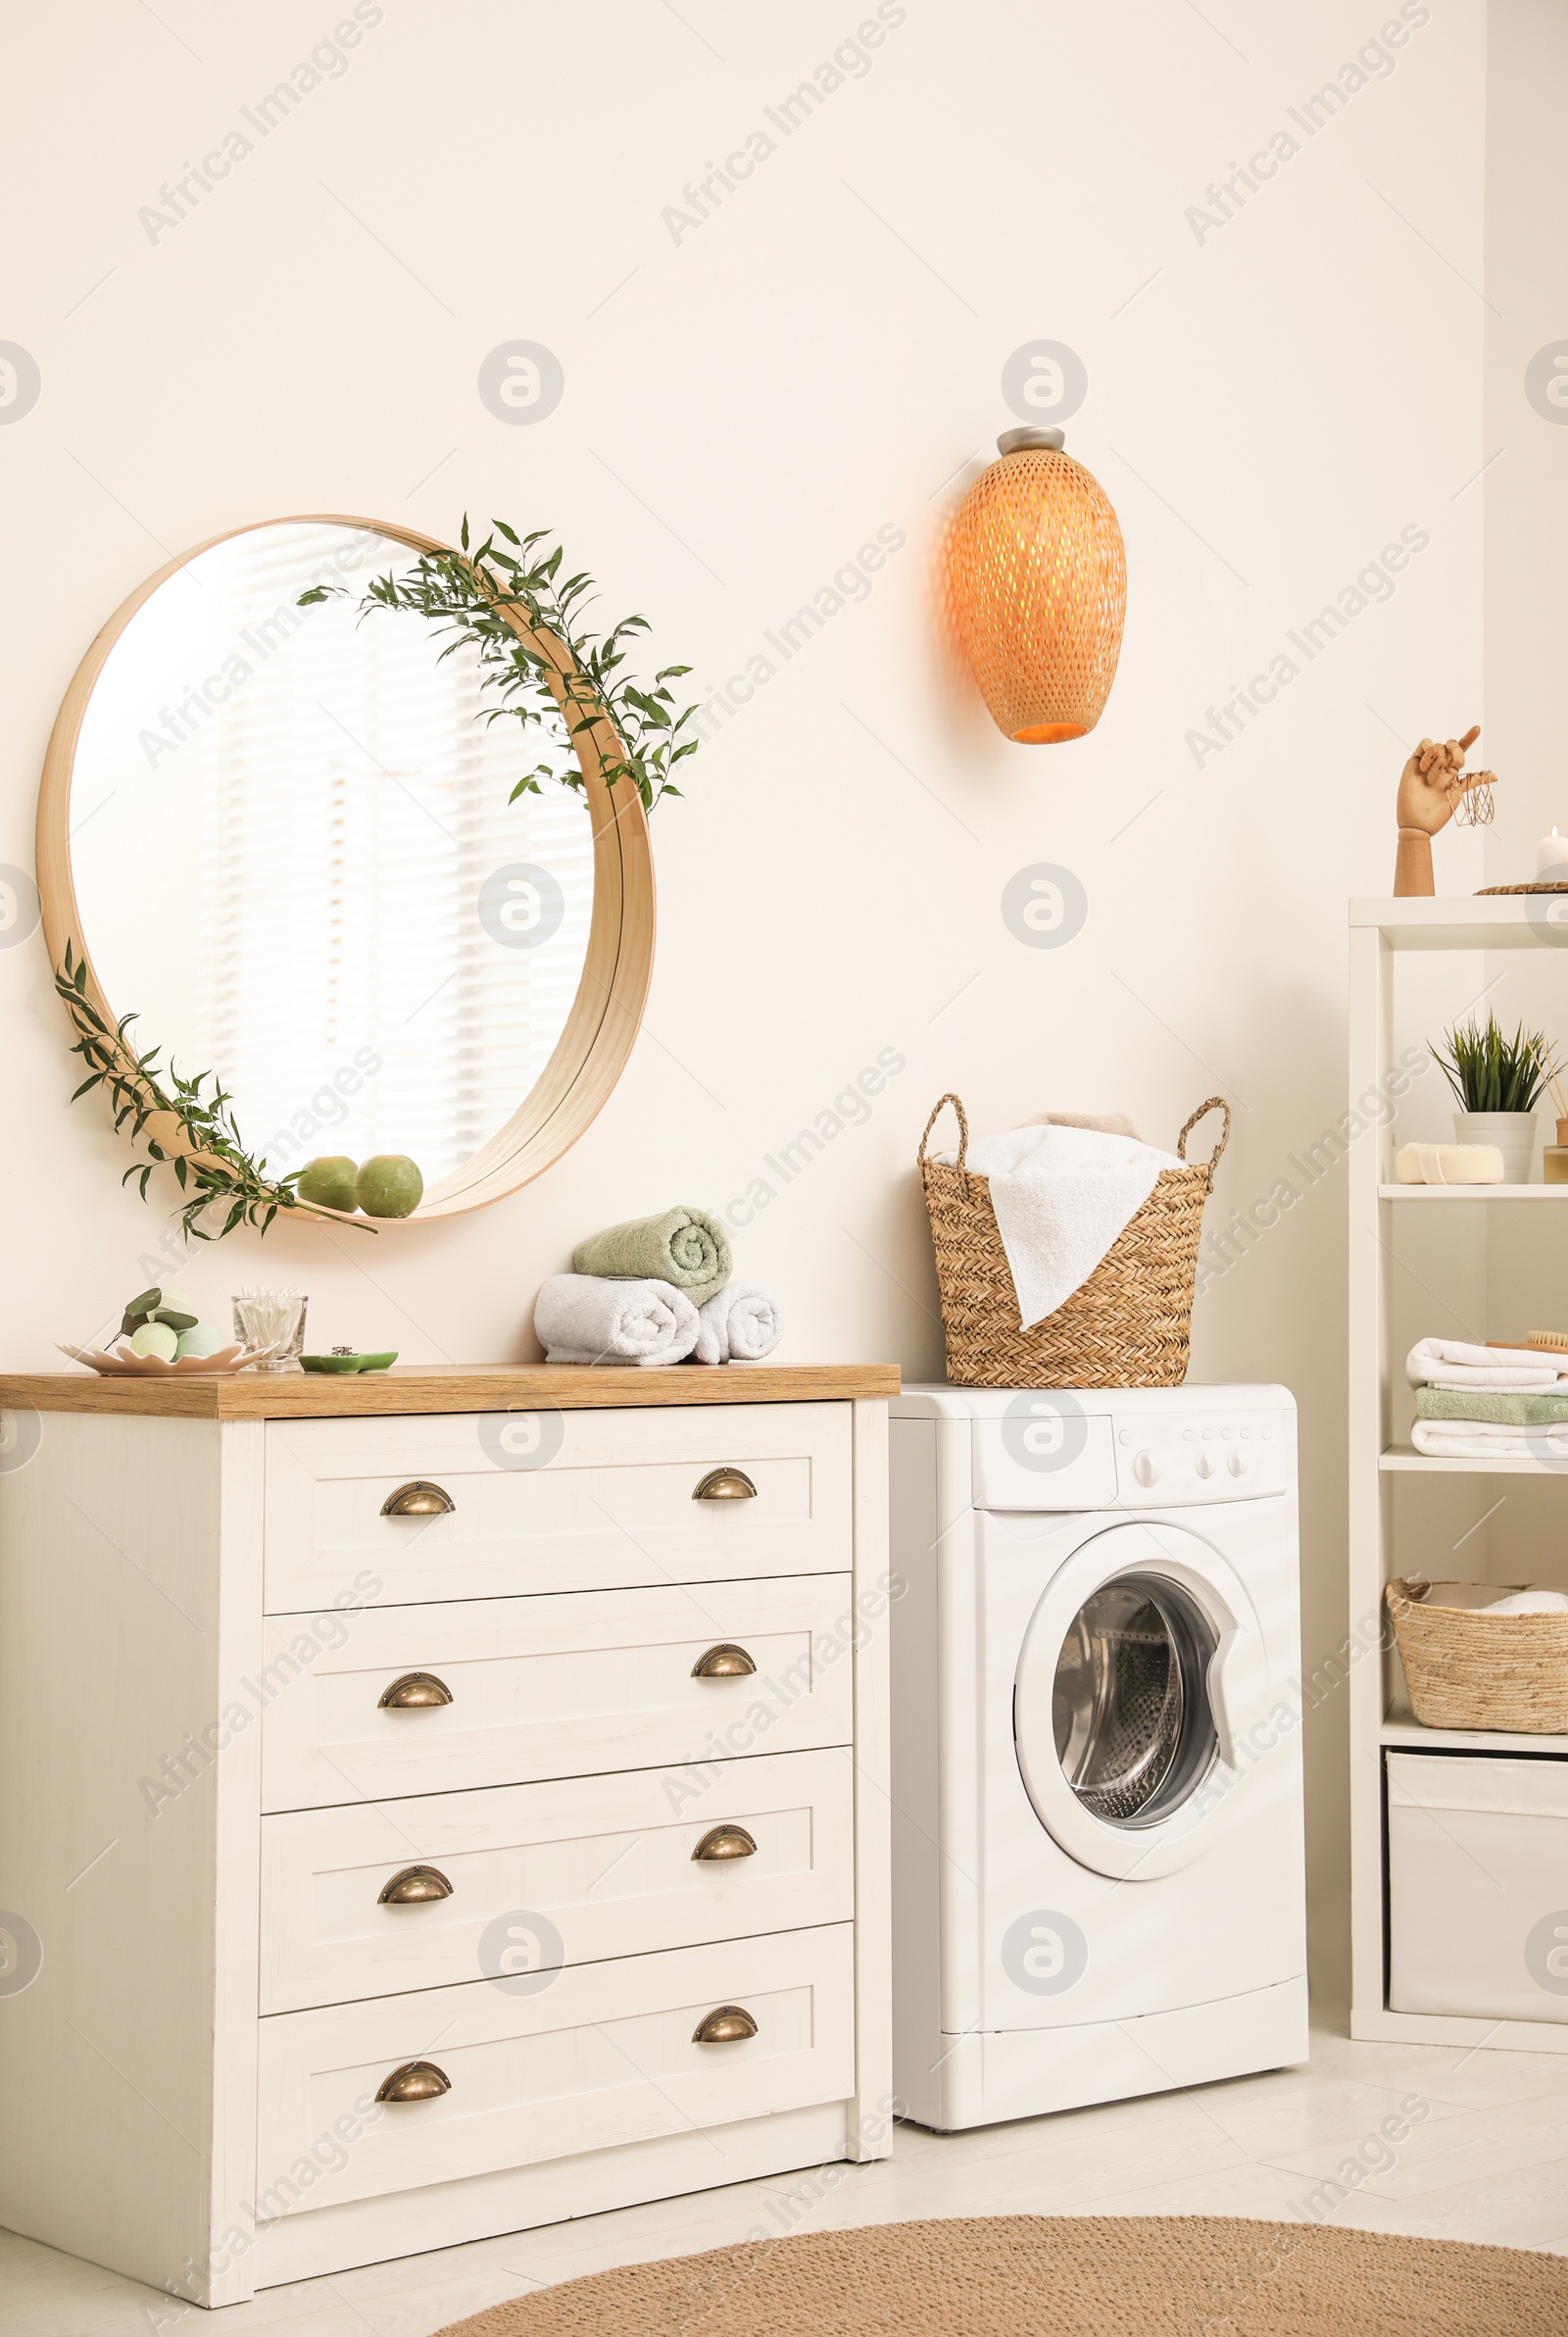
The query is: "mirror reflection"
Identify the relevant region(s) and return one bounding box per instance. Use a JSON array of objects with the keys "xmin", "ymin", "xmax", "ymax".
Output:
[{"xmin": 68, "ymin": 521, "xmax": 595, "ymax": 1203}]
